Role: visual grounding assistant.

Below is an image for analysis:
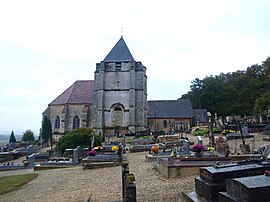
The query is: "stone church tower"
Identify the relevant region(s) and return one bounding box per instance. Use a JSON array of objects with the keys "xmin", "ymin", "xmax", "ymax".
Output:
[{"xmin": 93, "ymin": 37, "xmax": 148, "ymax": 137}]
